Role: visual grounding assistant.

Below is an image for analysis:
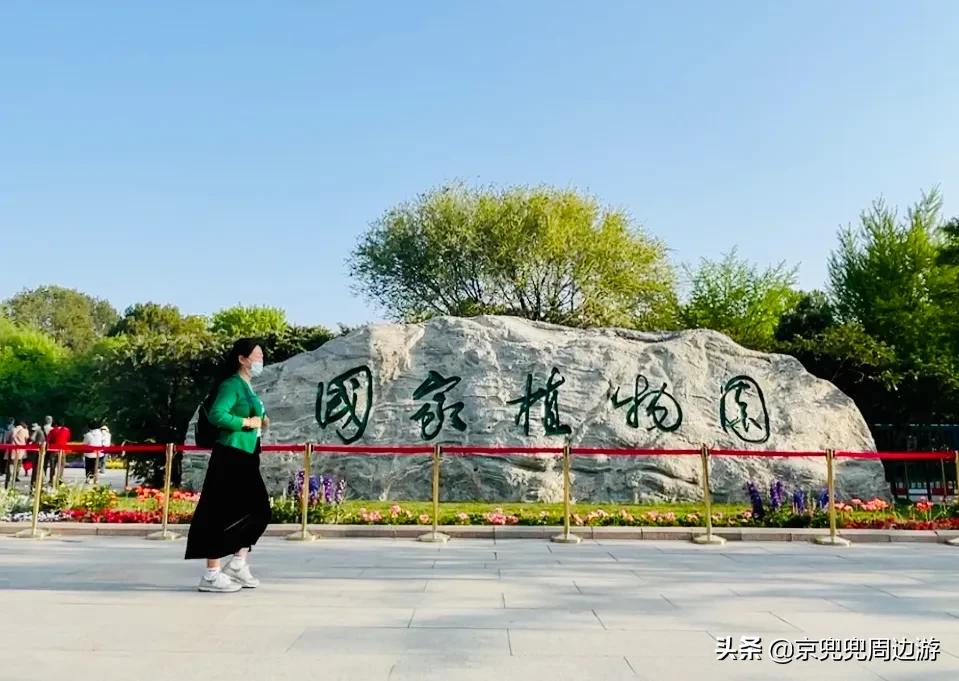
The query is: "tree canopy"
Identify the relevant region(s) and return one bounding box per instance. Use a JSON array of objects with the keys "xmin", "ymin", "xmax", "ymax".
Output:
[
  {"xmin": 110, "ymin": 303, "xmax": 208, "ymax": 337},
  {"xmin": 2, "ymin": 286, "xmax": 118, "ymax": 352},
  {"xmin": 828, "ymin": 190, "xmax": 959, "ymax": 364},
  {"xmin": 210, "ymin": 305, "xmax": 289, "ymax": 339},
  {"xmin": 0, "ymin": 318, "xmax": 68, "ymax": 420},
  {"xmin": 680, "ymin": 249, "xmax": 800, "ymax": 349},
  {"xmin": 350, "ymin": 184, "xmax": 679, "ymax": 329}
]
